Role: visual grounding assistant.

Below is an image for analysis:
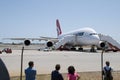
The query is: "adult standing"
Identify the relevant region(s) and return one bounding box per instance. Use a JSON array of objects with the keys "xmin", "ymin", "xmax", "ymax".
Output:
[
  {"xmin": 103, "ymin": 61, "xmax": 113, "ymax": 80},
  {"xmin": 25, "ymin": 61, "xmax": 36, "ymax": 80},
  {"xmin": 51, "ymin": 64, "xmax": 64, "ymax": 80}
]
